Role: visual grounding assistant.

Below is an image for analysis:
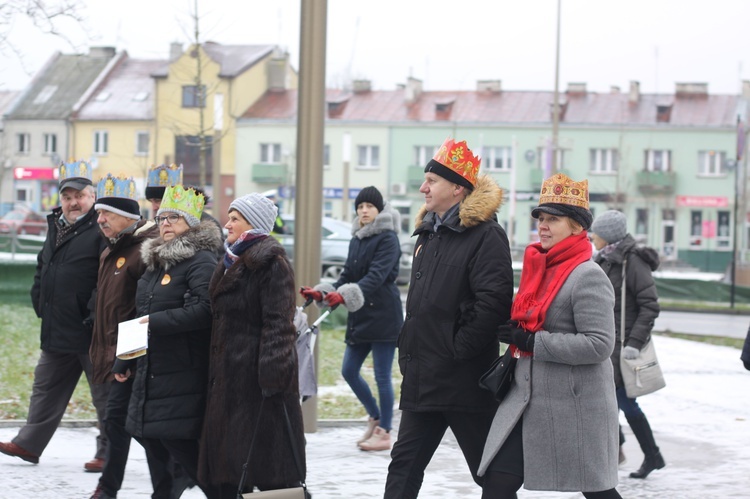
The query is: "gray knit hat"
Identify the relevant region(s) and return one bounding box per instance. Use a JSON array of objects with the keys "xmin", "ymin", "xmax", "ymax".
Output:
[
  {"xmin": 591, "ymin": 210, "xmax": 628, "ymax": 243},
  {"xmin": 229, "ymin": 193, "xmax": 277, "ymax": 236}
]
